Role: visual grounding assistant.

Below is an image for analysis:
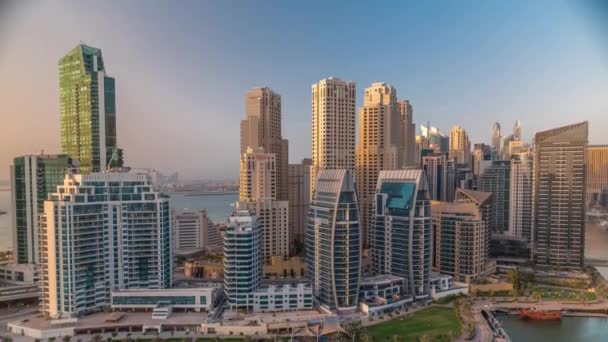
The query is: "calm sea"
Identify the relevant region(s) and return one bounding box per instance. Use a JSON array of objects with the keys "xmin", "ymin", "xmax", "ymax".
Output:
[
  {"xmin": 497, "ymin": 313, "xmax": 608, "ymax": 341},
  {"xmin": 0, "ymin": 189, "xmax": 238, "ymax": 253}
]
